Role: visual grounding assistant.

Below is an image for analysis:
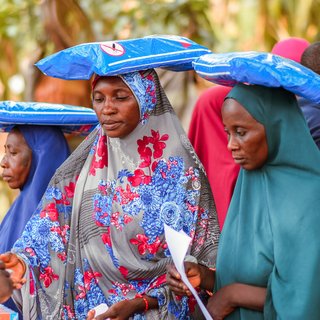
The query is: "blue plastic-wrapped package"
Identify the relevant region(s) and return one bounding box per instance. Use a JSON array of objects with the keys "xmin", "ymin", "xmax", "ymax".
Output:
[
  {"xmin": 35, "ymin": 35, "xmax": 211, "ymax": 79},
  {"xmin": 193, "ymin": 51, "xmax": 320, "ymax": 104},
  {"xmin": 0, "ymin": 101, "xmax": 98, "ymax": 134}
]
